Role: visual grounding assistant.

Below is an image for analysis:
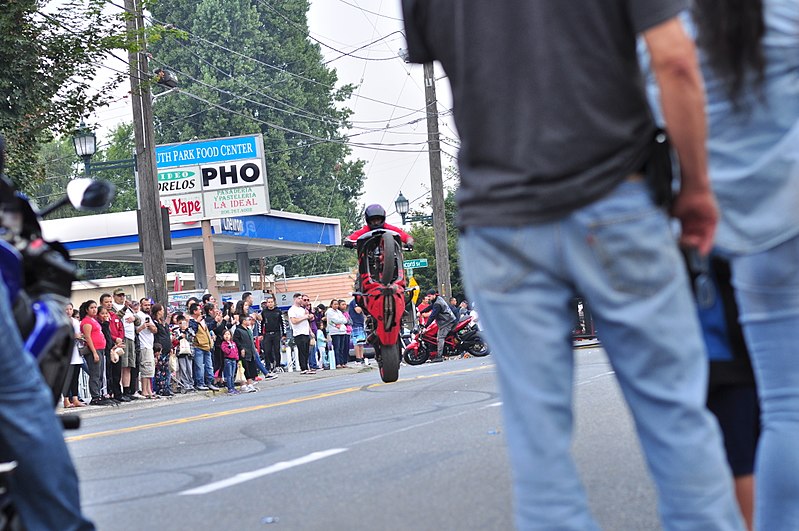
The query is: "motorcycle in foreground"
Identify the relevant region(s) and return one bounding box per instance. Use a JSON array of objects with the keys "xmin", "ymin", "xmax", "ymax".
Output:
[
  {"xmin": 402, "ymin": 315, "xmax": 490, "ymax": 365},
  {"xmin": 0, "ymin": 175, "xmax": 115, "ymax": 529},
  {"xmin": 346, "ymin": 228, "xmax": 409, "ymax": 383}
]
